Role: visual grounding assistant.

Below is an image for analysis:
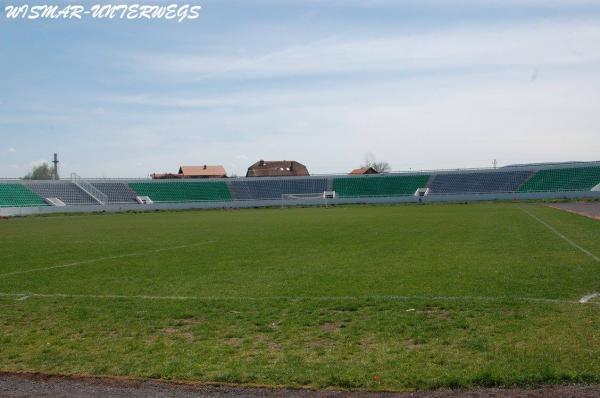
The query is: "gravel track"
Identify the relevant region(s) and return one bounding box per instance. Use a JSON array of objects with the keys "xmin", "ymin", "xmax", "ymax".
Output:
[
  {"xmin": 547, "ymin": 202, "xmax": 600, "ymax": 220},
  {"xmin": 1, "ymin": 372, "xmax": 600, "ymax": 398}
]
